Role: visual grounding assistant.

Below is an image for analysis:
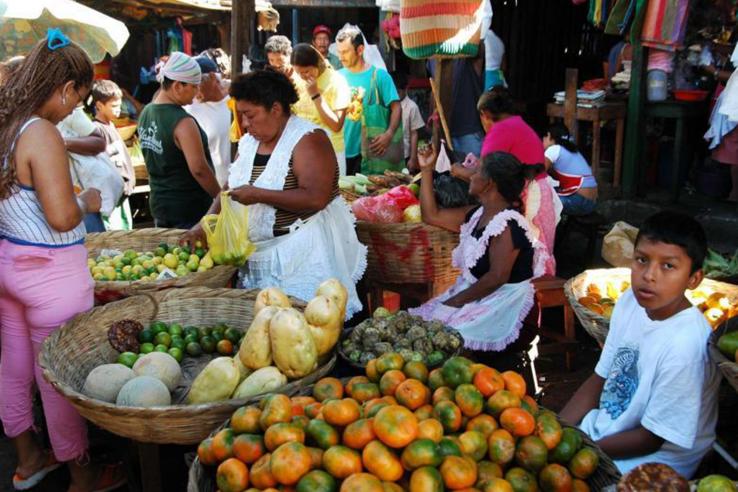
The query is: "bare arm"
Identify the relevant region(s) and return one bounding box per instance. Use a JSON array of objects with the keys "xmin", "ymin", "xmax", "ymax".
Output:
[
  {"xmin": 408, "ymin": 129, "xmax": 420, "ymax": 172},
  {"xmin": 65, "ymin": 128, "xmax": 106, "ymax": 156},
  {"xmin": 418, "ymin": 146, "xmax": 474, "ymax": 232},
  {"xmin": 444, "ymin": 227, "xmax": 519, "ymax": 307},
  {"xmin": 369, "ymin": 100, "xmax": 402, "ymax": 155},
  {"xmin": 559, "ymin": 373, "xmax": 605, "ymax": 426},
  {"xmin": 596, "ymin": 426, "xmax": 664, "ymax": 459},
  {"xmin": 174, "ymin": 117, "xmax": 221, "ymax": 198}
]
